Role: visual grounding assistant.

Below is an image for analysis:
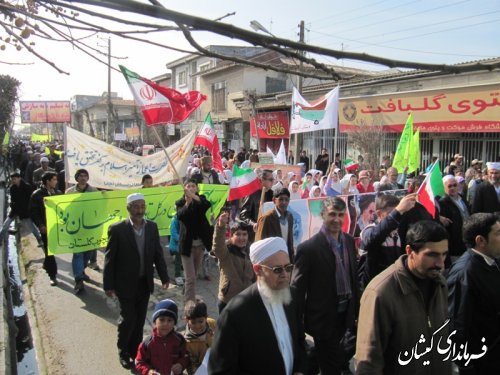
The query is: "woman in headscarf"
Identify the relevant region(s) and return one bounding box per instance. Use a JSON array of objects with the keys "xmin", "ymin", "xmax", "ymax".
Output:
[
  {"xmin": 324, "ymin": 168, "xmax": 342, "ymax": 196},
  {"xmin": 341, "ymin": 173, "xmax": 360, "ymax": 195},
  {"xmin": 309, "ymin": 185, "xmax": 322, "ymax": 198},
  {"xmin": 300, "ymin": 172, "xmax": 314, "ymax": 198},
  {"xmin": 288, "ymin": 180, "xmax": 302, "ymax": 200}
]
